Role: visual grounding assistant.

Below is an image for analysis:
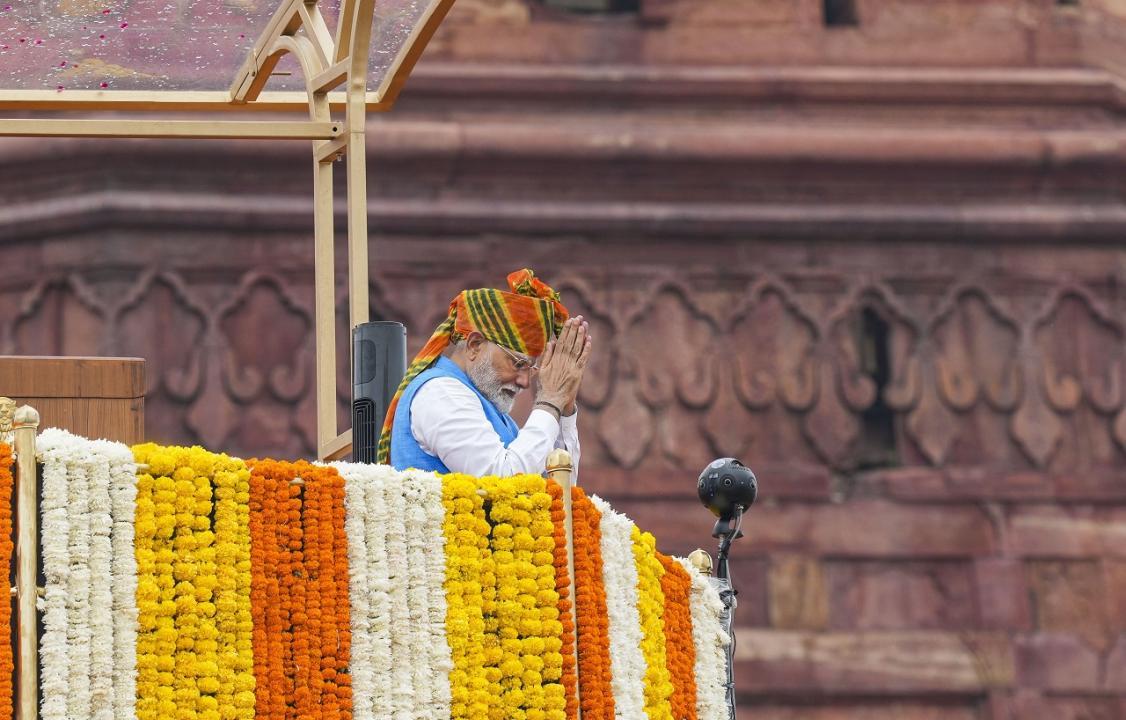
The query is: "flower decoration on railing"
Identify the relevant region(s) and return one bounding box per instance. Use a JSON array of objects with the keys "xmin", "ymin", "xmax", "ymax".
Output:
[{"xmin": 16, "ymin": 431, "xmax": 730, "ymax": 720}]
